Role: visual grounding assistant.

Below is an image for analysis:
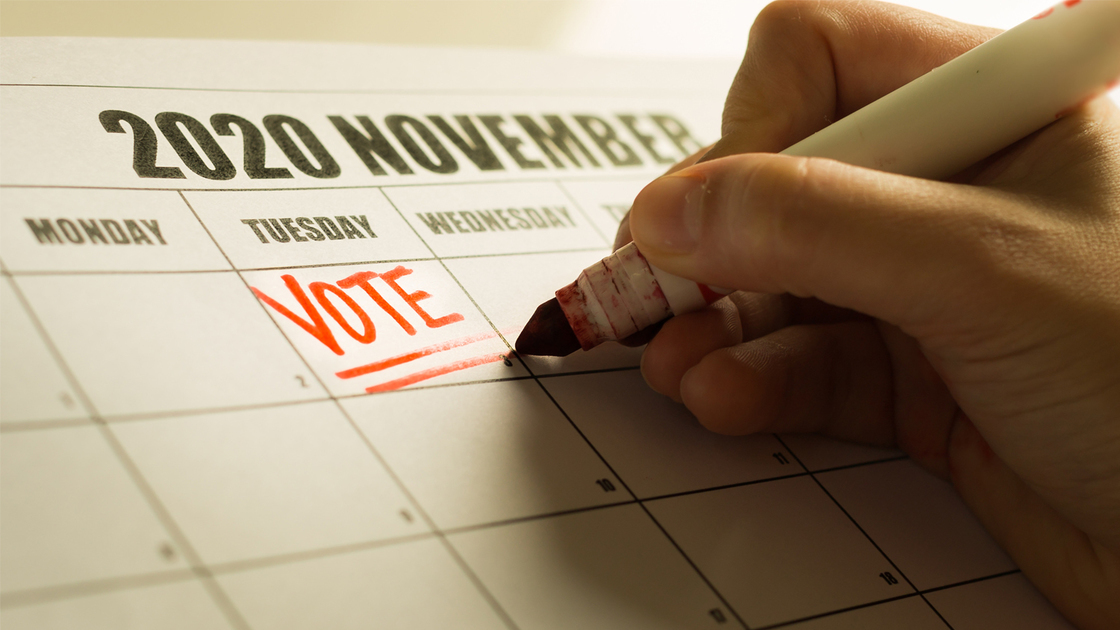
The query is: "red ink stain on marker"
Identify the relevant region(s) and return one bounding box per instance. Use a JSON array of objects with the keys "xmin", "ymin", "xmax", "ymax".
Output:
[
  {"xmin": 1033, "ymin": 7, "xmax": 1053, "ymax": 19},
  {"xmin": 697, "ymin": 283, "xmax": 725, "ymax": 305}
]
